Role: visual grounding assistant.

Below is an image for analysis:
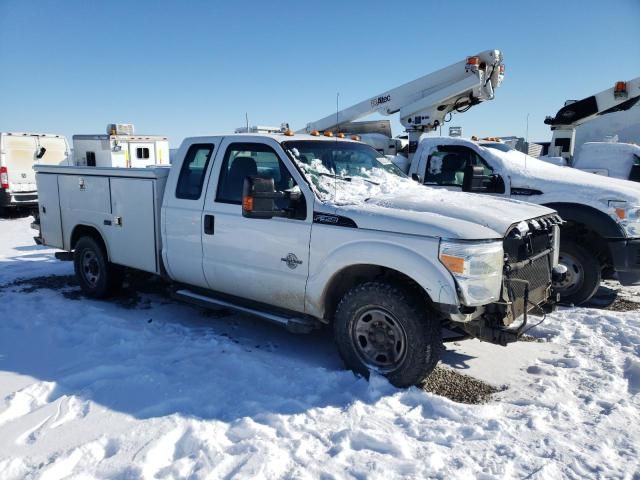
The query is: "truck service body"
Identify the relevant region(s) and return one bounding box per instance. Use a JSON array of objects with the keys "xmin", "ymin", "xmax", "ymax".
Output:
[
  {"xmin": 400, "ymin": 136, "xmax": 640, "ymax": 305},
  {"xmin": 34, "ymin": 133, "xmax": 561, "ymax": 386}
]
